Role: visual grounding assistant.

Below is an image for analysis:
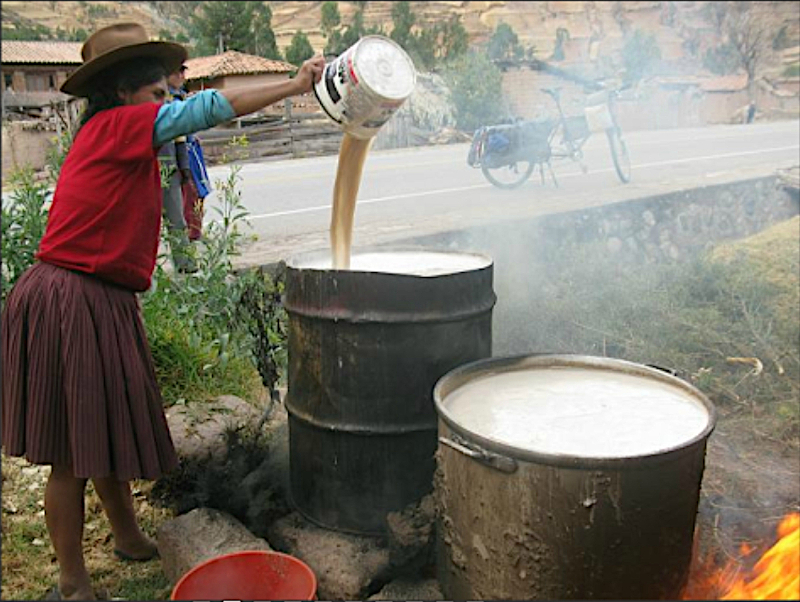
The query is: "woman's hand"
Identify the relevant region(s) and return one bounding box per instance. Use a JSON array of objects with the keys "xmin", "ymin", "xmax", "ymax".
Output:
[{"xmin": 292, "ymin": 56, "xmax": 326, "ymax": 95}]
